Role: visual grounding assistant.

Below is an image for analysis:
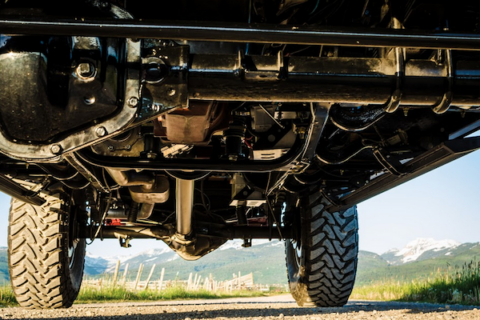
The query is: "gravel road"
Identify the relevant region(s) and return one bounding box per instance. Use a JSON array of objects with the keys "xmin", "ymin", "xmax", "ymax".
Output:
[{"xmin": 1, "ymin": 295, "xmax": 479, "ymax": 320}]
